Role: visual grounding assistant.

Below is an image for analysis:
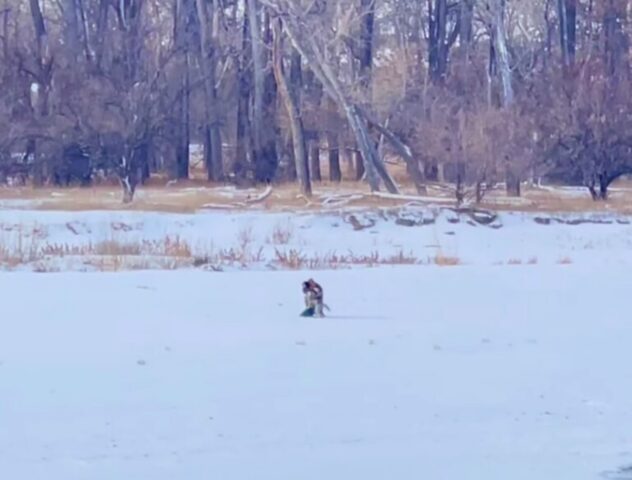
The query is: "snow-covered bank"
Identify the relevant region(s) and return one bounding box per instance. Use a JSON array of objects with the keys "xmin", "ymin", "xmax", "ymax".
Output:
[
  {"xmin": 1, "ymin": 207, "xmax": 632, "ymax": 270},
  {"xmin": 1, "ymin": 266, "xmax": 631, "ymax": 479}
]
